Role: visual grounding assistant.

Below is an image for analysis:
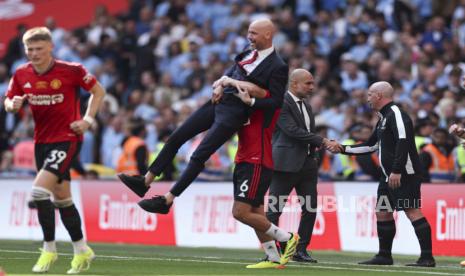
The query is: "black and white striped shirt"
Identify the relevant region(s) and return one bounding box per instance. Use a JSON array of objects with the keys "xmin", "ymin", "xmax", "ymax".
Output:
[{"xmin": 342, "ymin": 102, "xmax": 422, "ymax": 181}]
